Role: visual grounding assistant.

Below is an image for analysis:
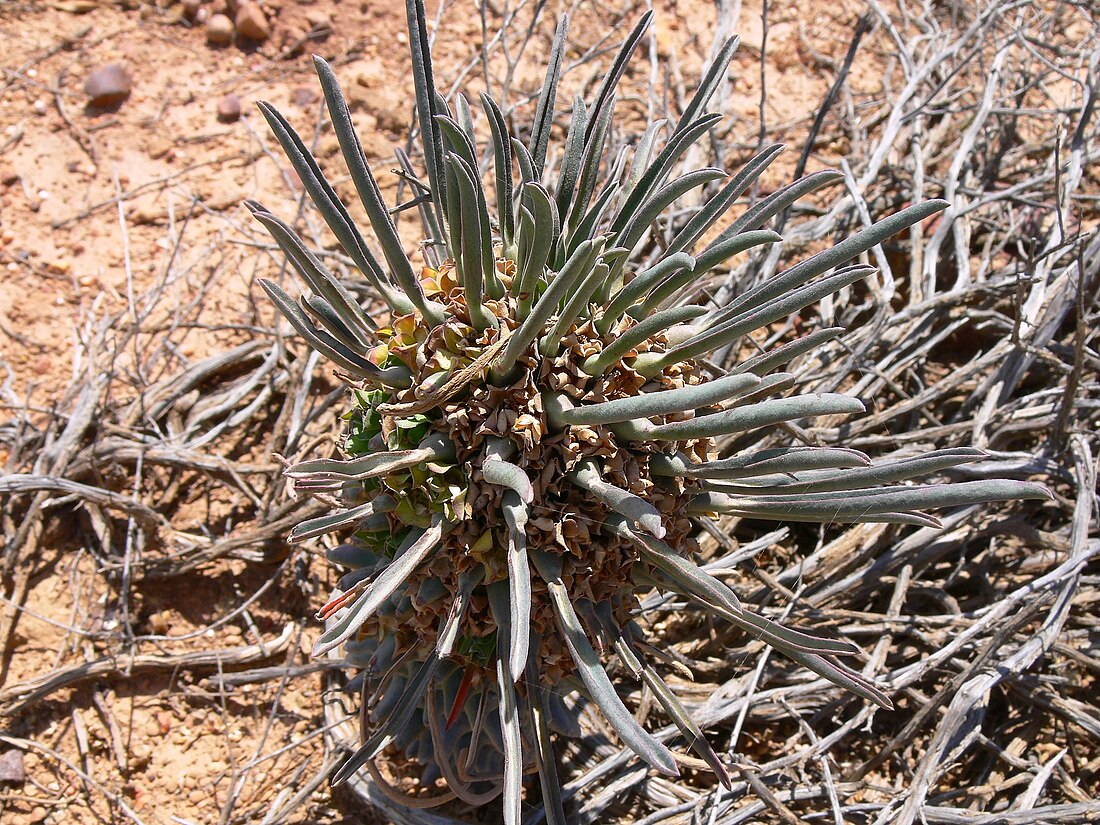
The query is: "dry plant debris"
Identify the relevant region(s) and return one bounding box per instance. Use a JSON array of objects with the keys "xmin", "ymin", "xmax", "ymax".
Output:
[{"xmin": 0, "ymin": 0, "xmax": 1097, "ymax": 824}]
